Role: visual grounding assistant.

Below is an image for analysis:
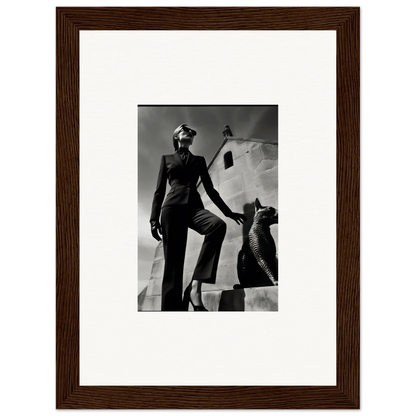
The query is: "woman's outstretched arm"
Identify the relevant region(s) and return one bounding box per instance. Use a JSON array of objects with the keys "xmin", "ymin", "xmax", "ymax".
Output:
[{"xmin": 200, "ymin": 157, "xmax": 247, "ymax": 225}]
